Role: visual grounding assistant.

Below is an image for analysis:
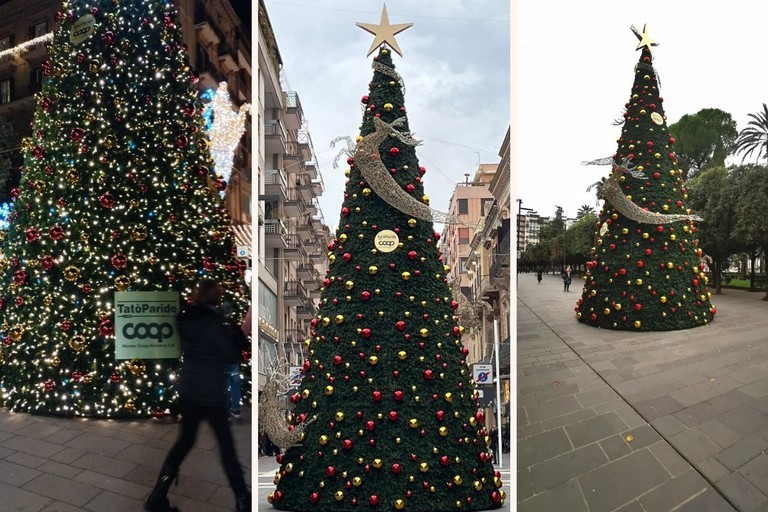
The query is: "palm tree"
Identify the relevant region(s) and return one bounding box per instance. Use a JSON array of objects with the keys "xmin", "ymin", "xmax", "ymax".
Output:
[
  {"xmin": 576, "ymin": 204, "xmax": 596, "ymax": 219},
  {"xmin": 736, "ymin": 103, "xmax": 768, "ymax": 163}
]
